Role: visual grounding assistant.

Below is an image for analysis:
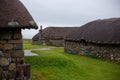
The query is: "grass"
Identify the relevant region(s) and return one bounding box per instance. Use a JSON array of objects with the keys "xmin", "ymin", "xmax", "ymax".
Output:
[
  {"xmin": 24, "ymin": 46, "xmax": 120, "ymax": 80},
  {"xmin": 23, "ymin": 39, "xmax": 50, "ymax": 50}
]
